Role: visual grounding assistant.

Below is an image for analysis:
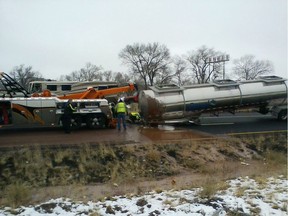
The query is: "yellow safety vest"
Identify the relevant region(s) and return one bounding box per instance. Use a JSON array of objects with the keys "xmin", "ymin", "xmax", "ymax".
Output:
[{"xmin": 116, "ymin": 102, "xmax": 126, "ymax": 113}]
